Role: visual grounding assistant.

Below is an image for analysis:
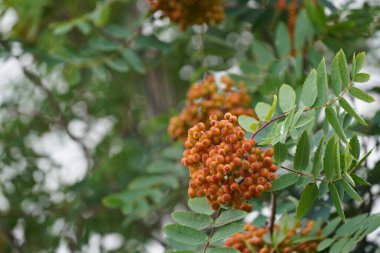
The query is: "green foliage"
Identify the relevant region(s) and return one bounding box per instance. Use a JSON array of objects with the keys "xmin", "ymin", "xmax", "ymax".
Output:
[
  {"xmin": 296, "ymin": 183, "xmax": 318, "ymax": 219},
  {"xmin": 279, "ymin": 84, "xmax": 296, "ymax": 113},
  {"xmin": 270, "ymin": 173, "xmax": 299, "ymax": 191},
  {"xmin": 1, "ymin": 1, "xmax": 379, "ymax": 252},
  {"xmin": 294, "ymin": 131, "xmax": 310, "ymax": 171}
]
